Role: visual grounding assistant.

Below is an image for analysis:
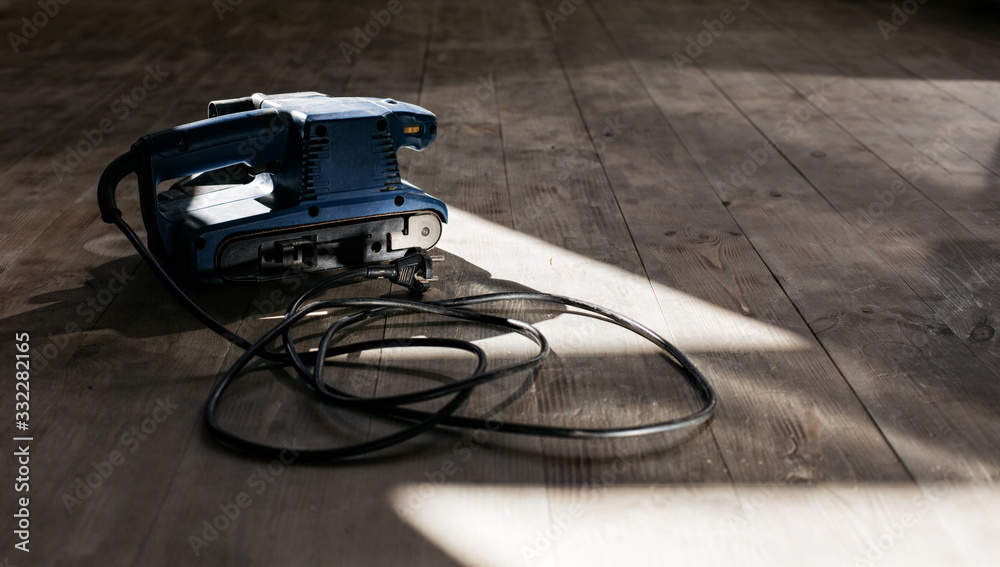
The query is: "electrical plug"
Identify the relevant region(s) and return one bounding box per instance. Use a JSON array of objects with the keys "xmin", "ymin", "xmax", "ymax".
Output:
[{"xmin": 367, "ymin": 248, "xmax": 443, "ymax": 293}]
